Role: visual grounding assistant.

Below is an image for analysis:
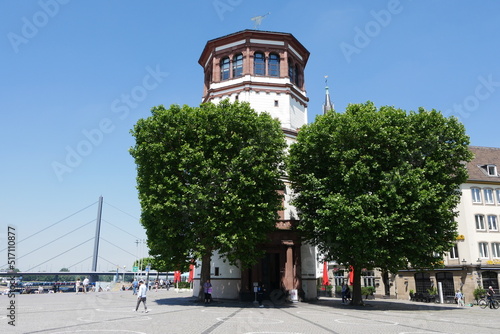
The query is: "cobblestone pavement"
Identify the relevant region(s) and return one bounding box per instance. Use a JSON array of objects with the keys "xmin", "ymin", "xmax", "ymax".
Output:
[{"xmin": 2, "ymin": 289, "xmax": 500, "ymax": 334}]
